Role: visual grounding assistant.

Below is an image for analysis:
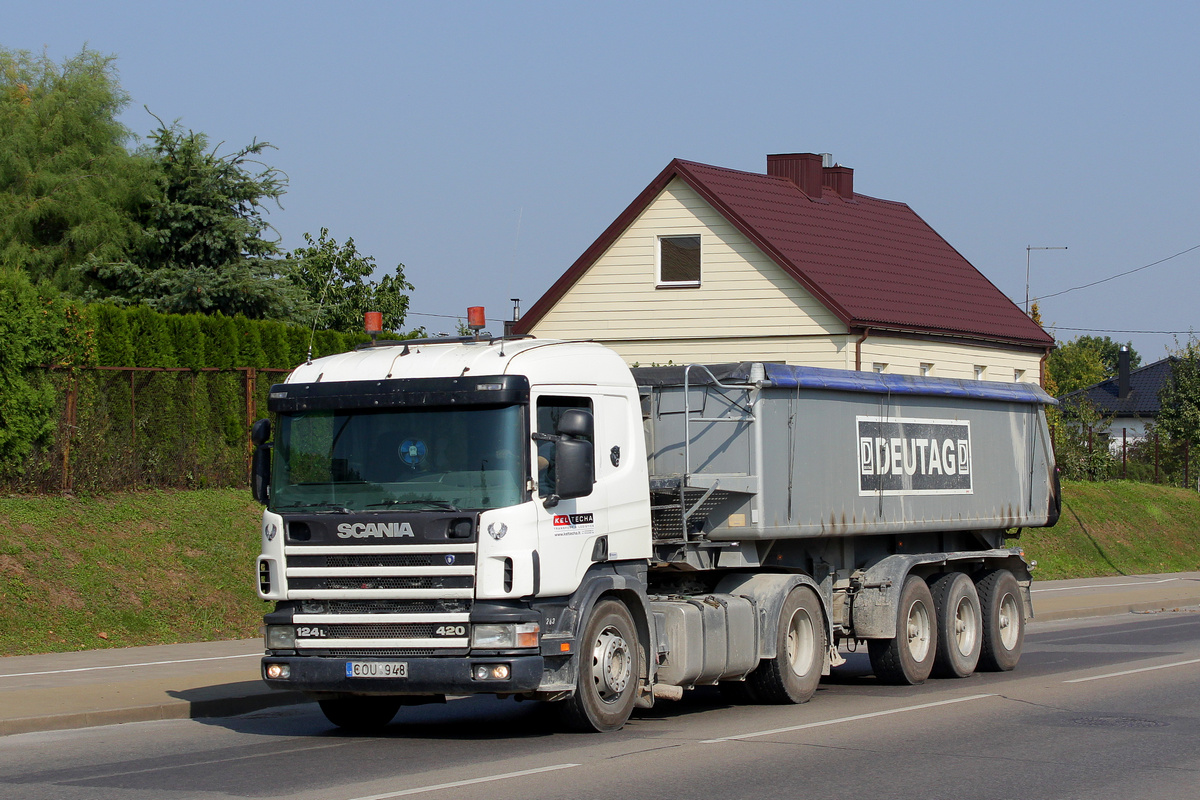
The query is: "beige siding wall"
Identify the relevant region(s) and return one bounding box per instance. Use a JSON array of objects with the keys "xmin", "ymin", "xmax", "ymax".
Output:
[
  {"xmin": 528, "ymin": 178, "xmax": 844, "ymax": 343},
  {"xmin": 601, "ymin": 335, "xmax": 850, "ymax": 368},
  {"xmin": 862, "ymin": 338, "xmax": 1043, "ymax": 383},
  {"xmin": 528, "ymin": 177, "xmax": 1044, "ymax": 383}
]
